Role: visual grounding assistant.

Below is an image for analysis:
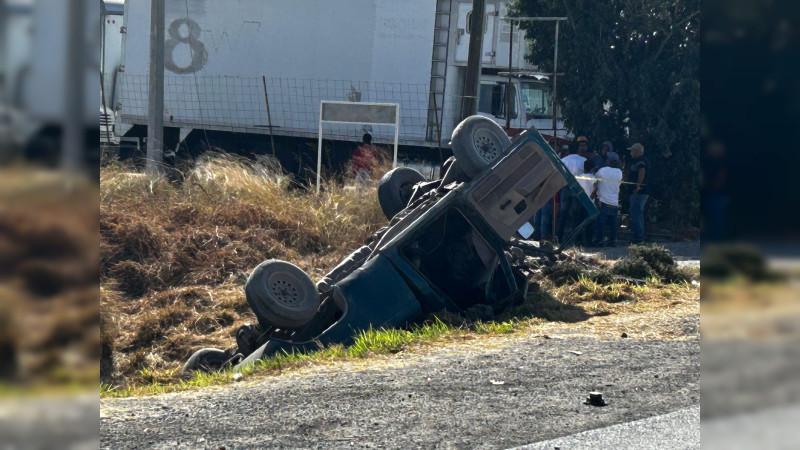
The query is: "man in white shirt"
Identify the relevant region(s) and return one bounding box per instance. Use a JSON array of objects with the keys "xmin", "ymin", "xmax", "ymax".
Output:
[
  {"xmin": 577, "ymin": 159, "xmax": 596, "ymax": 197},
  {"xmin": 593, "ymin": 152, "xmax": 623, "ymax": 246},
  {"xmin": 576, "ymin": 159, "xmax": 597, "ymax": 245},
  {"xmin": 557, "ymin": 144, "xmax": 587, "ymax": 243}
]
